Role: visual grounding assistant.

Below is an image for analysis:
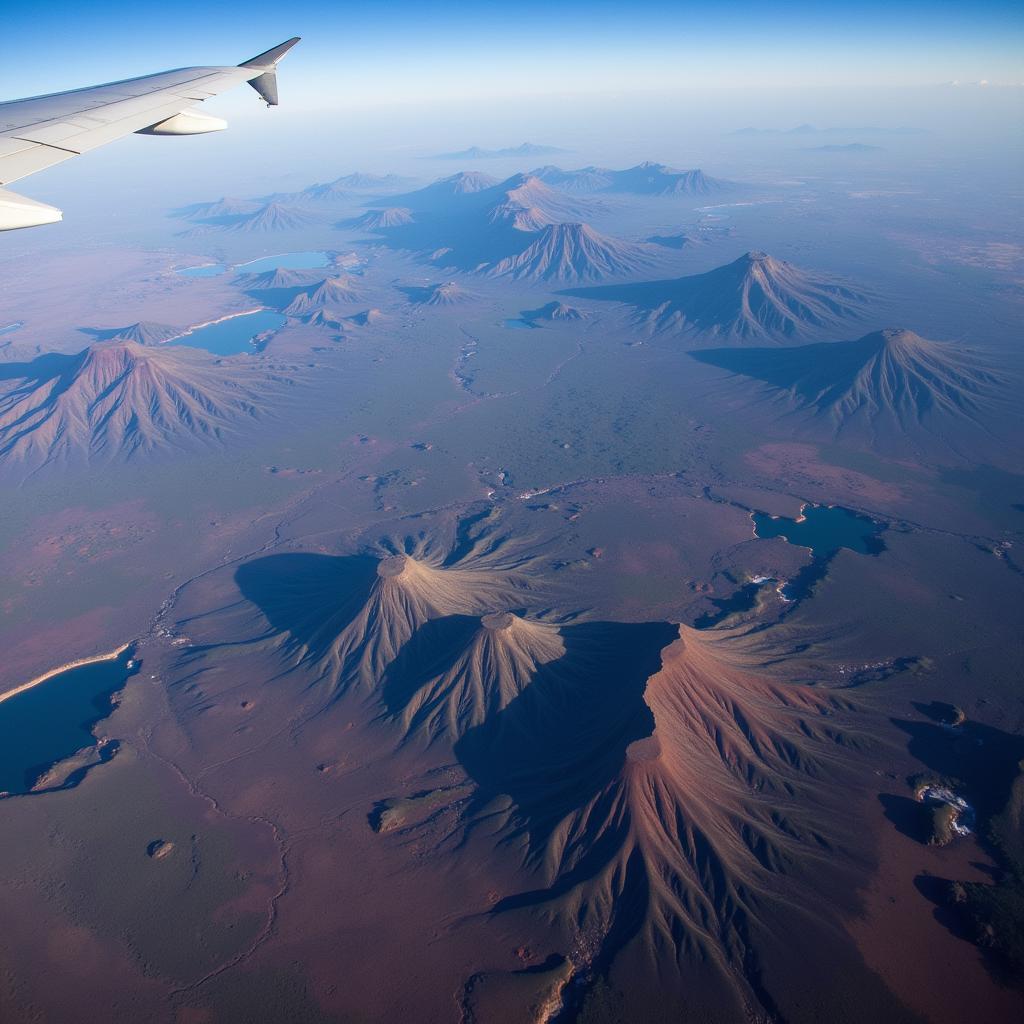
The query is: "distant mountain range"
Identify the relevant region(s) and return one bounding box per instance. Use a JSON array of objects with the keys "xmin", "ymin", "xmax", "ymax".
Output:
[
  {"xmin": 174, "ymin": 175, "xmax": 412, "ymax": 220},
  {"xmin": 180, "ymin": 201, "xmax": 322, "ymax": 235},
  {"xmin": 169, "ymin": 162, "xmax": 732, "ymax": 239},
  {"xmin": 363, "ymin": 172, "xmax": 654, "ymax": 281},
  {"xmin": 288, "ymin": 173, "xmax": 413, "ymax": 205},
  {"xmin": 564, "ymin": 251, "xmax": 867, "ymax": 343},
  {"xmin": 731, "ymin": 123, "xmax": 924, "ymax": 136},
  {"xmin": 432, "ymin": 142, "xmax": 568, "ymax": 160},
  {"xmin": 0, "ymin": 341, "xmax": 285, "ymax": 466},
  {"xmin": 808, "ymin": 143, "xmax": 884, "ymax": 153},
  {"xmin": 691, "ymin": 328, "xmax": 1012, "ymax": 448},
  {"xmin": 531, "ymin": 161, "xmax": 735, "ymax": 196},
  {"xmin": 172, "ymin": 196, "xmax": 261, "ymax": 221}
]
